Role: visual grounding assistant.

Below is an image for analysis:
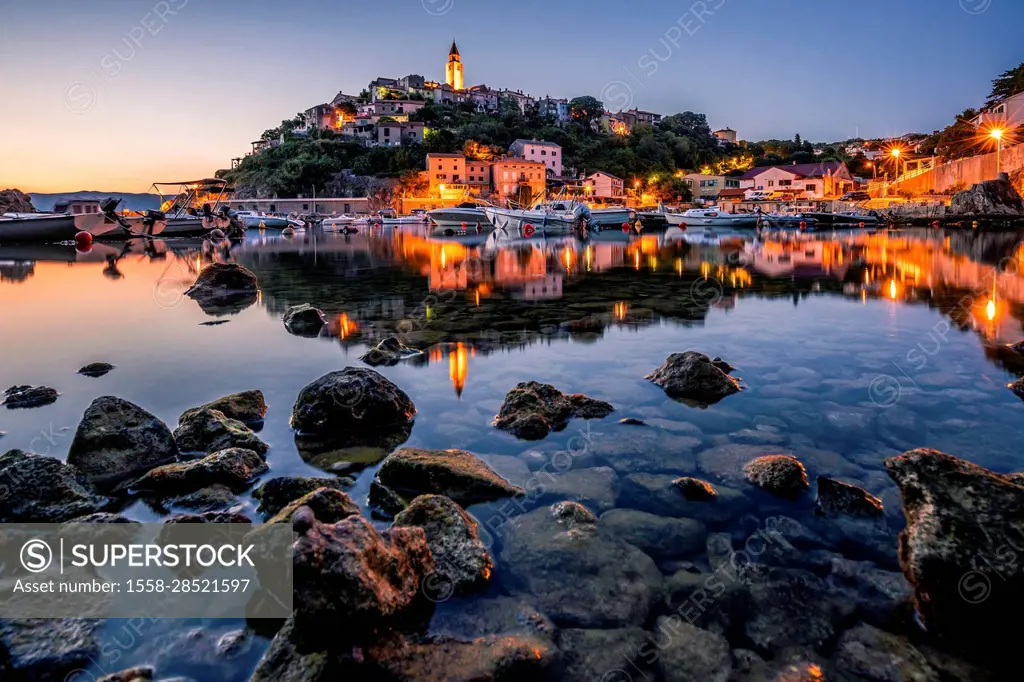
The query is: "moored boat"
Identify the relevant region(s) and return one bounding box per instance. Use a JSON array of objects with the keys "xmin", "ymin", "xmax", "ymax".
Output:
[
  {"xmin": 665, "ymin": 208, "xmax": 759, "ymax": 228},
  {"xmin": 428, "ymin": 203, "xmax": 489, "ymax": 233}
]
